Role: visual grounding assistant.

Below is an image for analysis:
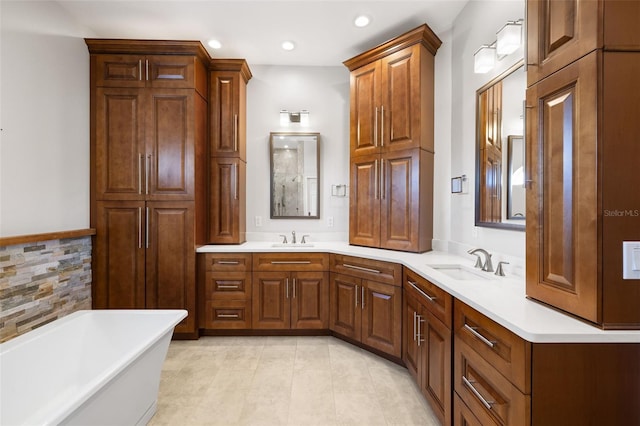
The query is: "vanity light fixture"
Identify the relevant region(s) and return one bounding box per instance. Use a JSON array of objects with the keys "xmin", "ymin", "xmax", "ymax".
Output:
[
  {"xmin": 474, "ymin": 44, "xmax": 496, "ymax": 73},
  {"xmin": 279, "ymin": 109, "xmax": 310, "ymax": 126},
  {"xmin": 354, "ymin": 15, "xmax": 370, "ymax": 28},
  {"xmin": 281, "ymin": 41, "xmax": 295, "ymax": 51},
  {"xmin": 207, "ymin": 39, "xmax": 222, "ymax": 49},
  {"xmin": 496, "ymin": 20, "xmax": 523, "ymax": 56}
]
